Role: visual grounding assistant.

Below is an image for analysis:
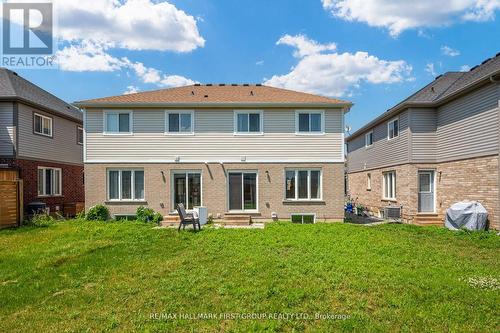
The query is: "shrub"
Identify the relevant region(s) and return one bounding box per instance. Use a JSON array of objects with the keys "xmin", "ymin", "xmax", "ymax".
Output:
[
  {"xmin": 25, "ymin": 213, "xmax": 56, "ymax": 228},
  {"xmin": 136, "ymin": 206, "xmax": 163, "ymax": 224},
  {"xmin": 86, "ymin": 204, "xmax": 109, "ymax": 221}
]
